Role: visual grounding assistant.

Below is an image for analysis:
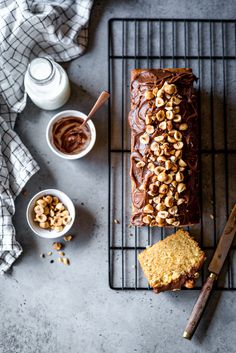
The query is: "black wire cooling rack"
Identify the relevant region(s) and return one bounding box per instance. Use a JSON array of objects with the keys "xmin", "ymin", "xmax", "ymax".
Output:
[{"xmin": 108, "ymin": 18, "xmax": 236, "ymax": 291}]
